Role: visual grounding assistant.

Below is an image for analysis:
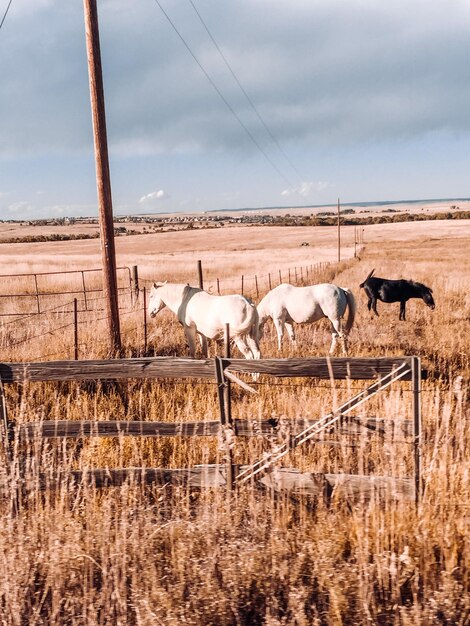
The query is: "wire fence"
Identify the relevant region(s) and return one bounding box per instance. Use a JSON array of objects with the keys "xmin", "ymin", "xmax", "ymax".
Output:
[
  {"xmin": 0, "ymin": 266, "xmax": 136, "ymax": 317},
  {"xmin": 0, "ymin": 259, "xmax": 342, "ymax": 360}
]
